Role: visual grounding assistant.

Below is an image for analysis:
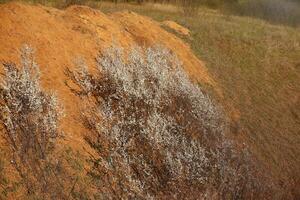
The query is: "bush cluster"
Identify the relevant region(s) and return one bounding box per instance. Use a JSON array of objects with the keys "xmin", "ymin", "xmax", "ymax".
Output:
[
  {"xmin": 0, "ymin": 44, "xmax": 283, "ymax": 199},
  {"xmin": 67, "ymin": 44, "xmax": 266, "ymax": 199}
]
